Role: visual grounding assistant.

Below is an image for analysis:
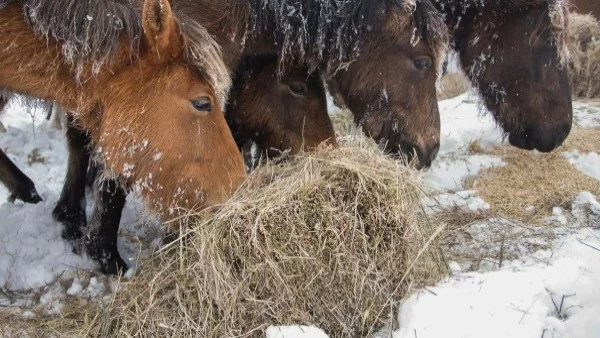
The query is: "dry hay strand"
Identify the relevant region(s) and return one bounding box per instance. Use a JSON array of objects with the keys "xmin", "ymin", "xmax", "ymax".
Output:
[
  {"xmin": 466, "ymin": 127, "xmax": 600, "ymax": 223},
  {"xmin": 437, "ymin": 72, "xmax": 471, "ymax": 100},
  {"xmin": 568, "ymin": 13, "xmax": 600, "ymax": 98},
  {"xmin": 329, "ymin": 108, "xmax": 358, "ymax": 137},
  {"xmin": 79, "ymin": 142, "xmax": 447, "ymax": 337}
]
